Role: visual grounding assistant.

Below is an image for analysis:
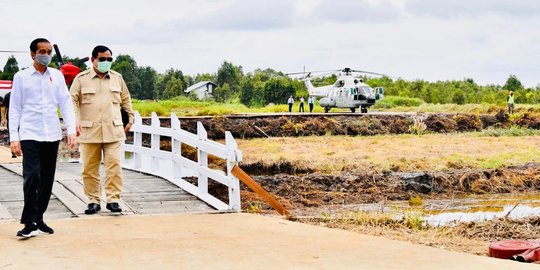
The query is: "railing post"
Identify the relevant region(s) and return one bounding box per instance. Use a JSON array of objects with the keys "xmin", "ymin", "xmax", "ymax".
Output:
[
  {"xmin": 197, "ymin": 122, "xmax": 208, "ymax": 197},
  {"xmin": 133, "ymin": 111, "xmax": 143, "ymax": 169},
  {"xmin": 171, "ymin": 113, "xmax": 182, "ymax": 179},
  {"xmin": 150, "ymin": 112, "xmax": 160, "ymax": 174},
  {"xmin": 226, "ymin": 131, "xmax": 241, "ymax": 211}
]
